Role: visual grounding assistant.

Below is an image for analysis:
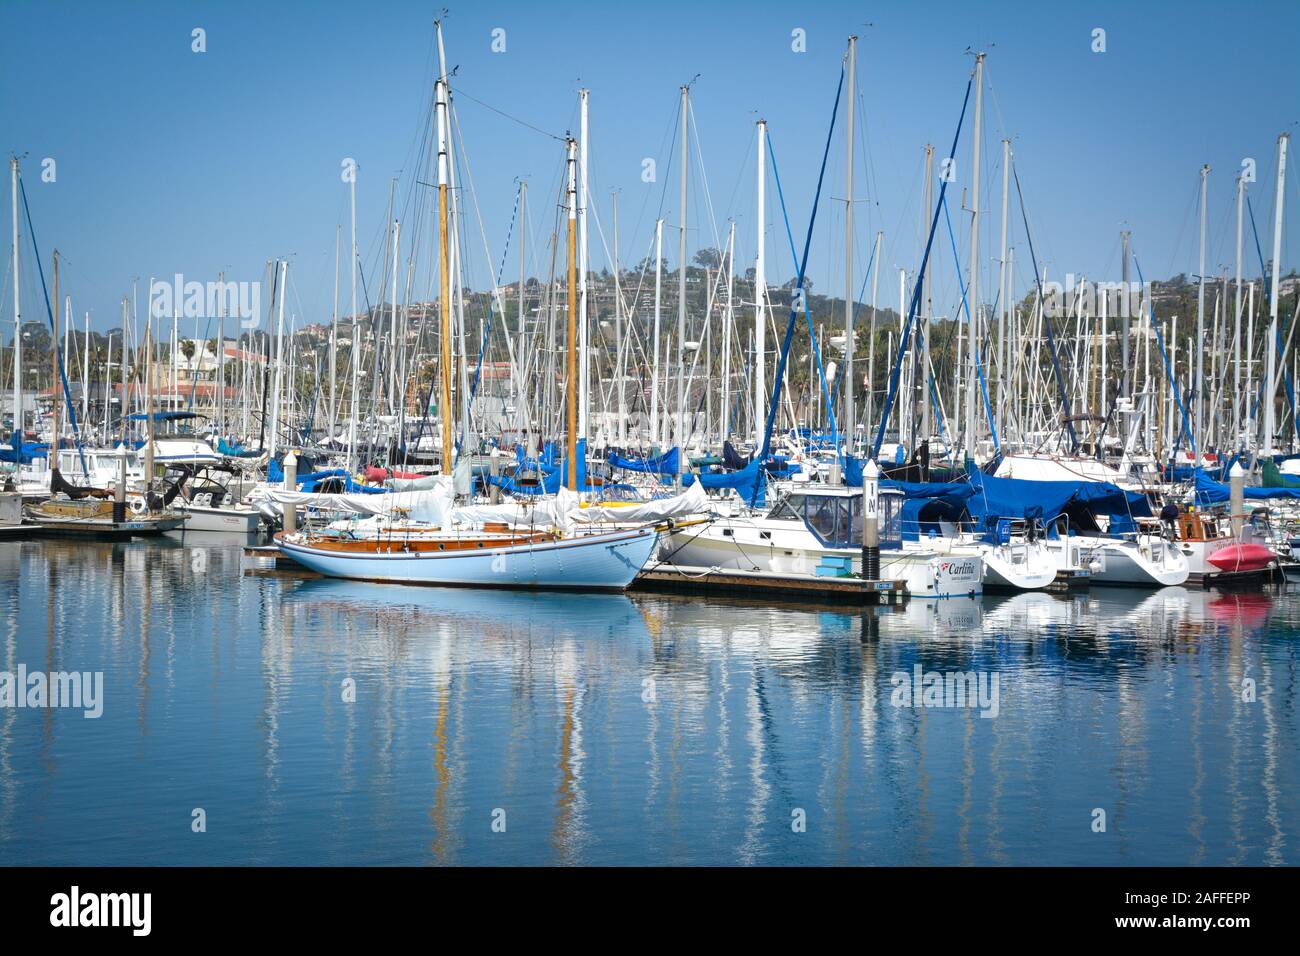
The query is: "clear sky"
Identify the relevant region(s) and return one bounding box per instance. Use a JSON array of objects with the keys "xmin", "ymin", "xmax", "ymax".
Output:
[{"xmin": 1, "ymin": 0, "xmax": 1296, "ymax": 336}]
